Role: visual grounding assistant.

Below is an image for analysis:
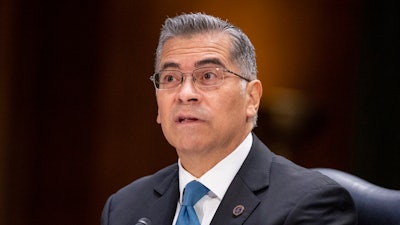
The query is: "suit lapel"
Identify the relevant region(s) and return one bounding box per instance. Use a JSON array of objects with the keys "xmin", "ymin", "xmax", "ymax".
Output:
[
  {"xmin": 147, "ymin": 165, "xmax": 180, "ymax": 224},
  {"xmin": 210, "ymin": 176, "xmax": 262, "ymax": 225},
  {"xmin": 211, "ymin": 134, "xmax": 273, "ymax": 225}
]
